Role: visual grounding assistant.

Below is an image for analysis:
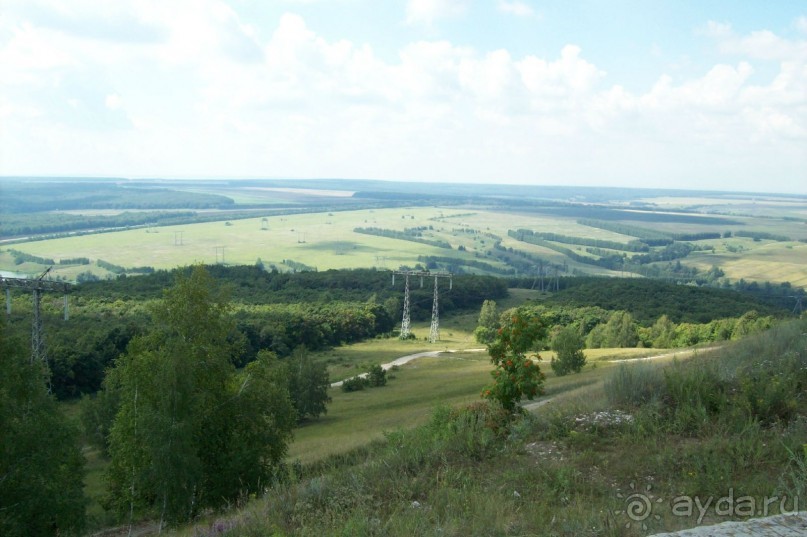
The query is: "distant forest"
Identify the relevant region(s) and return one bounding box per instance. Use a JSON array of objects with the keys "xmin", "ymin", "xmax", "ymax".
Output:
[{"xmin": 3, "ymin": 265, "xmax": 798, "ymax": 401}]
